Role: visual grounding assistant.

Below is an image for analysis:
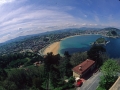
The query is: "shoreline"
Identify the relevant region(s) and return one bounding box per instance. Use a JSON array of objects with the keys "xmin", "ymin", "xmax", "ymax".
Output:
[
  {"xmin": 60, "ymin": 34, "xmax": 100, "ymax": 41},
  {"xmin": 42, "ymin": 41, "xmax": 60, "ymax": 55},
  {"xmin": 39, "ymin": 34, "xmax": 118, "ymax": 56},
  {"xmin": 41, "ymin": 34, "xmax": 95, "ymax": 56}
]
